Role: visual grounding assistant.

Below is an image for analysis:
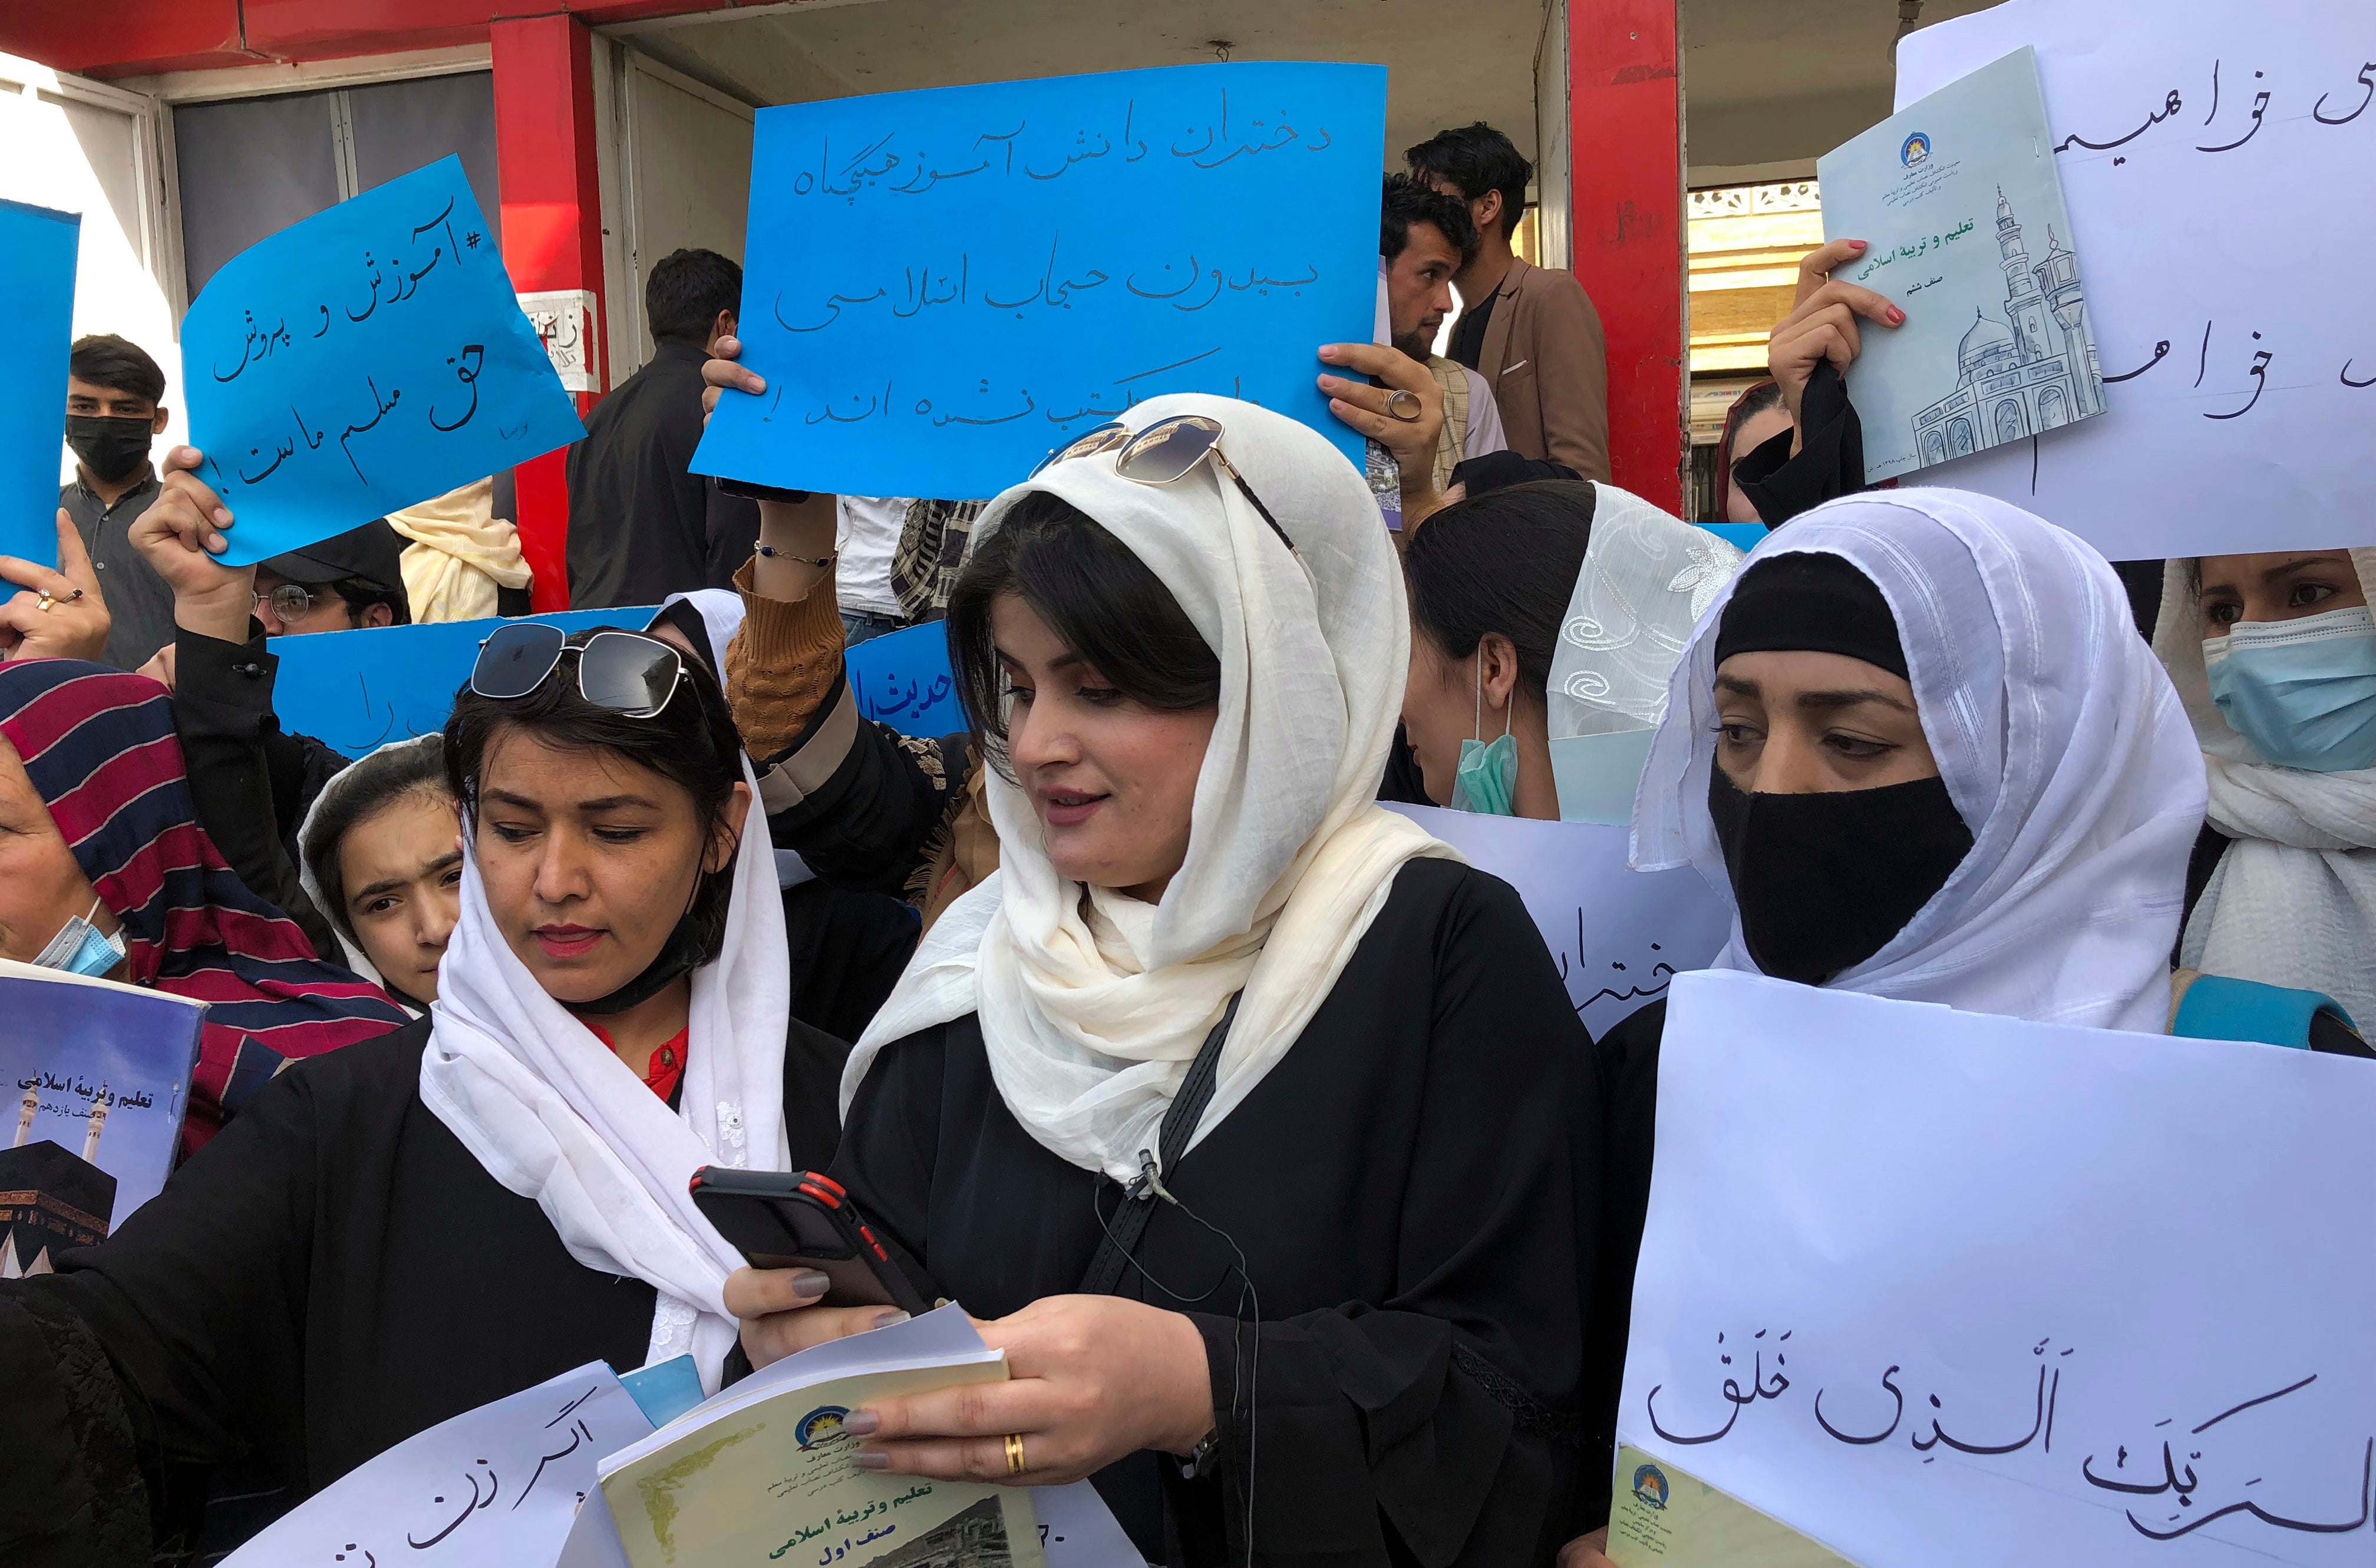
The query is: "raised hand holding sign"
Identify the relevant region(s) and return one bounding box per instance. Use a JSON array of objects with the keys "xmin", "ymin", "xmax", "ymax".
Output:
[{"xmin": 180, "ymin": 156, "xmax": 583, "ymax": 566}]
